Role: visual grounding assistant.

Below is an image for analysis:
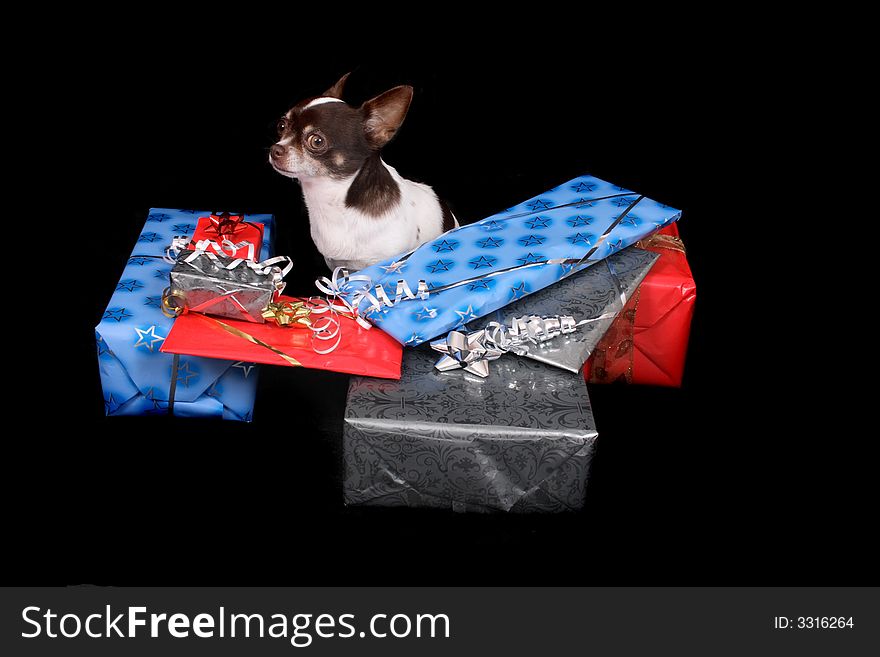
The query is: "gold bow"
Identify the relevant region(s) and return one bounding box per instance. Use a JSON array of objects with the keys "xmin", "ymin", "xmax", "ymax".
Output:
[{"xmin": 261, "ymin": 301, "xmax": 313, "ymax": 328}]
